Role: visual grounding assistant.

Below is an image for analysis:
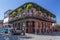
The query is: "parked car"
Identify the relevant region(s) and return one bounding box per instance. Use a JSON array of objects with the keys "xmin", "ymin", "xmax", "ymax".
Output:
[
  {"xmin": 10, "ymin": 28, "xmax": 25, "ymax": 35},
  {"xmin": 1, "ymin": 29, "xmax": 8, "ymax": 33}
]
